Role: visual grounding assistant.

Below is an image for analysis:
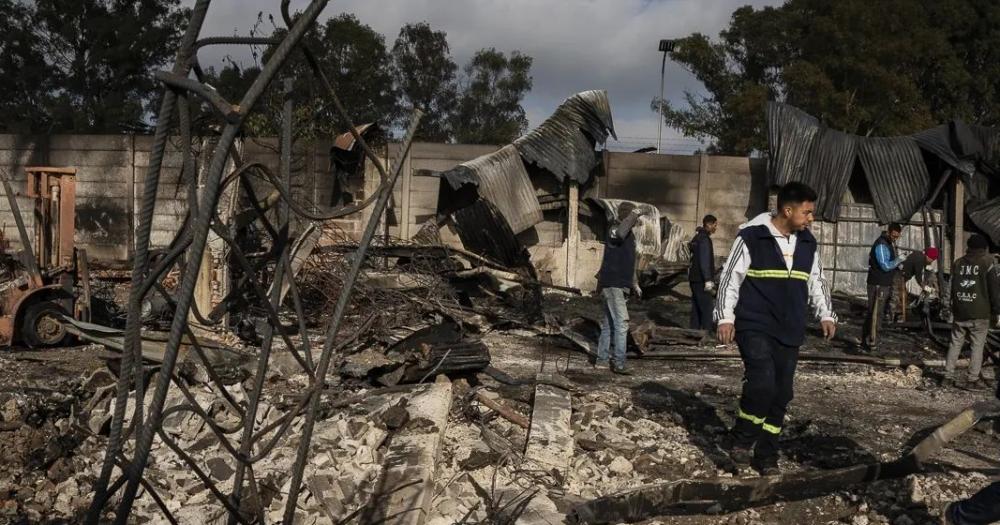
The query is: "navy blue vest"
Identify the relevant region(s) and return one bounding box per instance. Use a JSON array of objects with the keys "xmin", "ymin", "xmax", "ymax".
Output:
[
  {"xmin": 734, "ymin": 224, "xmax": 816, "ymax": 347},
  {"xmin": 867, "ymin": 235, "xmax": 897, "ymax": 286},
  {"xmin": 598, "ymin": 230, "xmax": 637, "ymax": 289}
]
